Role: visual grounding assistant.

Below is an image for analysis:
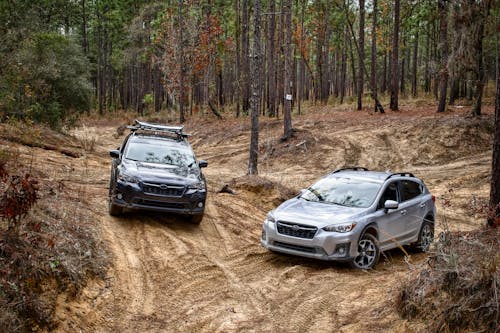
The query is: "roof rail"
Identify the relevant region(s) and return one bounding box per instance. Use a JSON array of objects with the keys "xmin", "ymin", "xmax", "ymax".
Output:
[
  {"xmin": 127, "ymin": 120, "xmax": 189, "ymax": 139},
  {"xmin": 385, "ymin": 172, "xmax": 415, "ymax": 180},
  {"xmin": 331, "ymin": 167, "xmax": 369, "ymax": 174}
]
